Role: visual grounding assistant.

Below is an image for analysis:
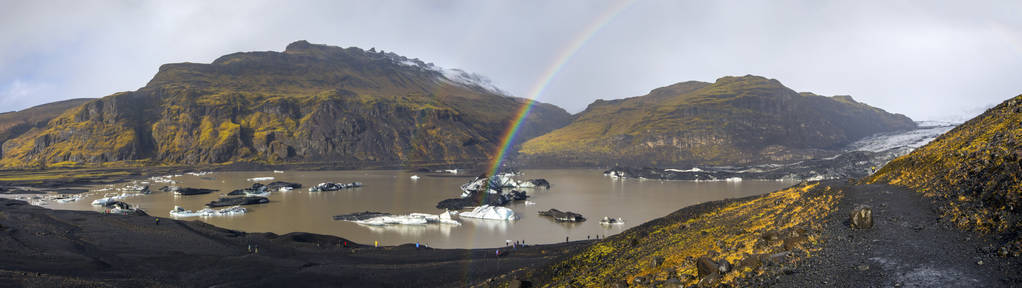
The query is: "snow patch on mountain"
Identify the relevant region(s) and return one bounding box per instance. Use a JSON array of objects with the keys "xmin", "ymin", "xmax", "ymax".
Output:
[{"xmin": 390, "ymin": 55, "xmax": 507, "ymax": 95}]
